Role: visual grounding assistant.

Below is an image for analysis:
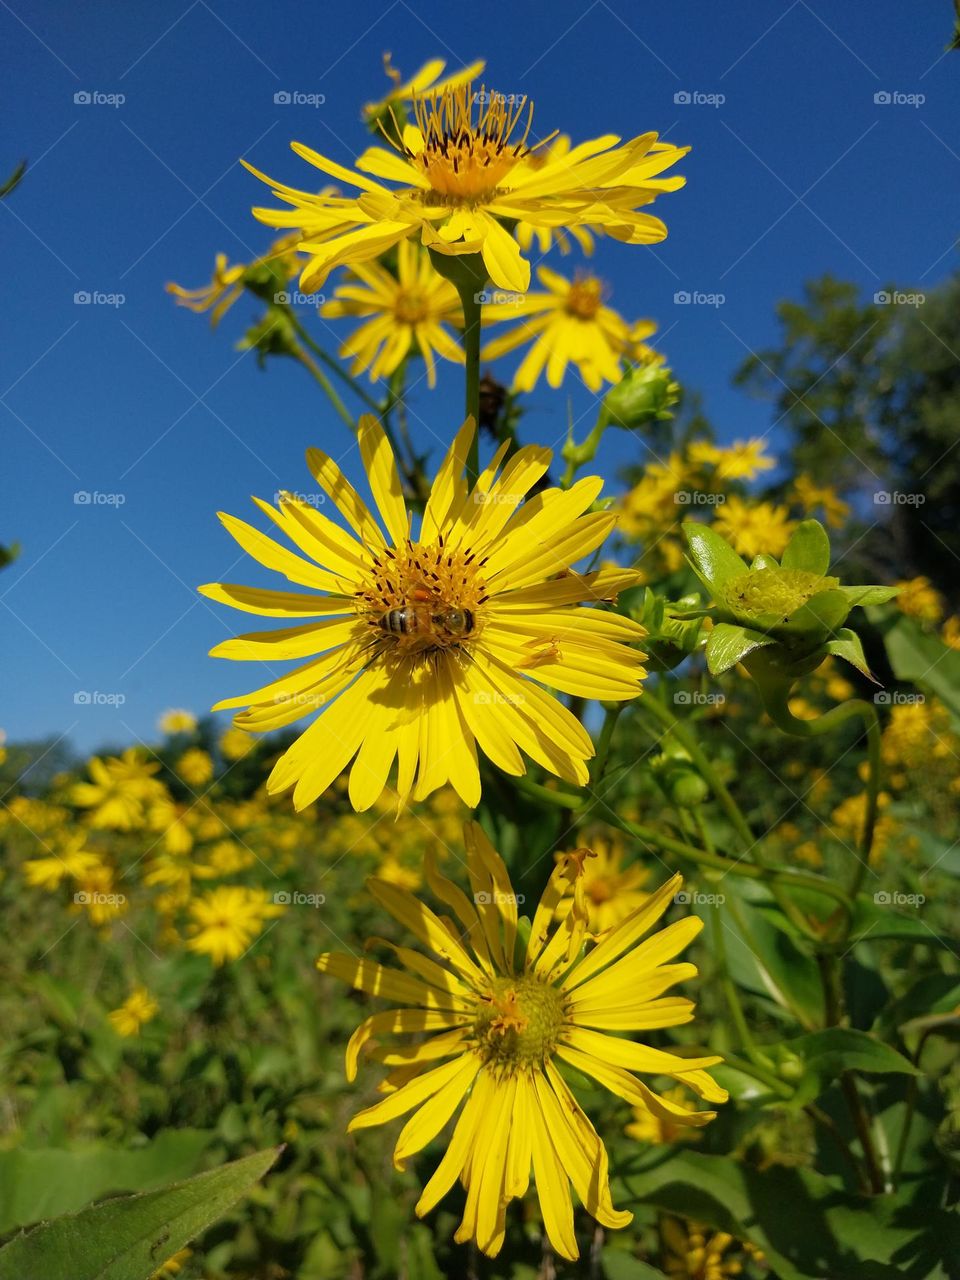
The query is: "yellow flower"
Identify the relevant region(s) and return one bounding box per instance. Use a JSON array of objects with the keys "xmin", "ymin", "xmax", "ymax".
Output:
[
  {"xmin": 71, "ymin": 750, "xmax": 167, "ymax": 830},
  {"xmin": 176, "ymin": 748, "xmax": 214, "ymax": 788},
  {"xmin": 554, "ymin": 838, "xmax": 649, "ymax": 935},
  {"xmin": 318, "ymin": 824, "xmax": 725, "ymax": 1261},
  {"xmin": 220, "ymin": 725, "xmax": 255, "ymax": 760},
  {"xmin": 158, "ymin": 708, "xmax": 197, "ymax": 734},
  {"xmin": 894, "ymin": 575, "xmax": 943, "ymax": 627},
  {"xmin": 481, "ymin": 268, "xmax": 650, "ymax": 393},
  {"xmin": 687, "ymin": 438, "xmax": 775, "ymax": 482},
  {"xmin": 375, "ymin": 851, "xmax": 422, "ymax": 891},
  {"xmin": 880, "ymin": 700, "xmax": 934, "ymax": 768},
  {"xmin": 187, "ymin": 886, "xmax": 284, "ymax": 965},
  {"xmin": 711, "ymin": 495, "xmax": 795, "ymax": 559},
  {"xmin": 201, "ymin": 415, "xmax": 646, "ymax": 812},
  {"xmin": 661, "ymin": 1217, "xmax": 763, "ymax": 1279},
  {"xmin": 247, "ymin": 83, "xmax": 686, "ymax": 294},
  {"xmin": 363, "ymin": 54, "xmax": 486, "ymax": 120},
  {"xmin": 321, "ymin": 240, "xmax": 464, "ymax": 387},
  {"xmin": 790, "ymin": 473, "xmax": 850, "ymax": 529},
  {"xmin": 626, "ymin": 1085, "xmax": 703, "ymax": 1145},
  {"xmin": 167, "ymin": 234, "xmax": 301, "ymax": 326},
  {"xmin": 72, "ymin": 864, "xmax": 127, "ymax": 926},
  {"xmin": 108, "ymin": 986, "xmax": 159, "ymax": 1037},
  {"xmin": 150, "ymin": 1249, "xmax": 192, "ymax": 1280},
  {"xmin": 619, "ymin": 452, "xmax": 692, "ymax": 541},
  {"xmin": 23, "ymin": 836, "xmax": 102, "ymax": 890}
]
